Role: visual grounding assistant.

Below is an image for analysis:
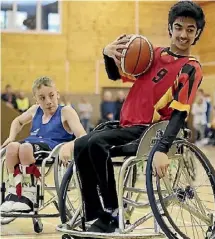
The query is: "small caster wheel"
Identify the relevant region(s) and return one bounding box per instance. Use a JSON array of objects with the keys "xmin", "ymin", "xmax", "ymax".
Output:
[
  {"xmin": 62, "ymin": 234, "xmax": 71, "ymax": 239},
  {"xmin": 33, "ymin": 219, "xmax": 43, "ymax": 233}
]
